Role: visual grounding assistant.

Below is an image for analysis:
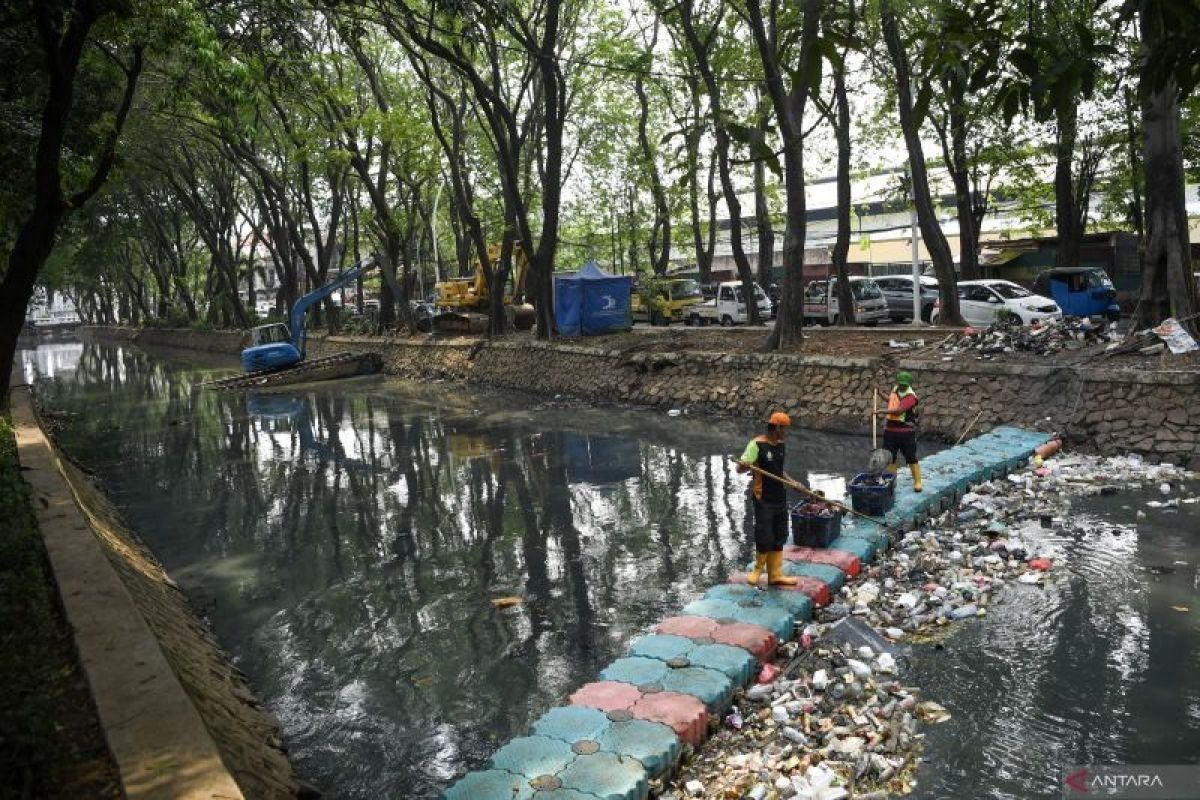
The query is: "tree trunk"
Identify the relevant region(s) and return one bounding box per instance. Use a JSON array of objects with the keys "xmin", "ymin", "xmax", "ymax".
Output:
[
  {"xmin": 688, "ymin": 130, "xmax": 718, "ymax": 284},
  {"xmin": 744, "ymin": 0, "xmax": 818, "ymax": 348},
  {"xmin": 1123, "ymin": 86, "xmax": 1145, "ymax": 237},
  {"xmin": 1054, "ymin": 100, "xmax": 1082, "ymax": 269},
  {"xmin": 1, "ymin": 5, "xmax": 141, "ymax": 398},
  {"xmin": 945, "ymin": 90, "xmax": 981, "ymax": 281},
  {"xmin": 685, "ymin": 77, "xmax": 713, "ymax": 284},
  {"xmin": 635, "ymin": 21, "xmax": 671, "ymax": 277},
  {"xmin": 753, "ymin": 124, "xmax": 774, "ymax": 291},
  {"xmin": 1137, "ymin": 39, "xmax": 1197, "ymax": 329},
  {"xmin": 881, "ymin": 0, "xmax": 963, "ymax": 326},
  {"xmin": 831, "ymin": 60, "xmax": 856, "ymax": 326},
  {"xmin": 0, "ymin": 210, "xmax": 62, "ymax": 393},
  {"xmin": 677, "ymin": 1, "xmax": 760, "ymax": 324}
]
